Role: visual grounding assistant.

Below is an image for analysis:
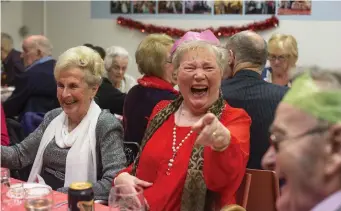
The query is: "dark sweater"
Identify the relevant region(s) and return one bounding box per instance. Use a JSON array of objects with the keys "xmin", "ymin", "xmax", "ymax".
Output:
[
  {"xmin": 221, "ymin": 70, "xmax": 288, "ymax": 169},
  {"xmin": 95, "ymin": 78, "xmax": 126, "ymax": 115},
  {"xmin": 3, "ymin": 60, "xmax": 58, "ymax": 118},
  {"xmin": 1, "ymin": 49, "xmax": 25, "ymax": 86},
  {"xmin": 123, "ymin": 85, "xmax": 177, "ymax": 147}
]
